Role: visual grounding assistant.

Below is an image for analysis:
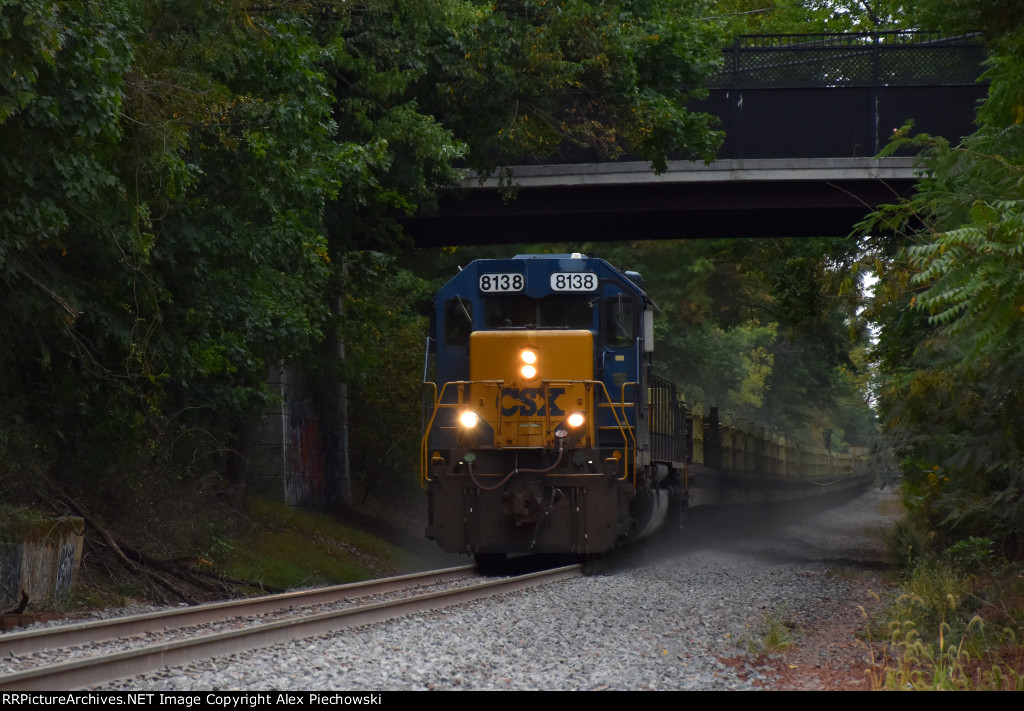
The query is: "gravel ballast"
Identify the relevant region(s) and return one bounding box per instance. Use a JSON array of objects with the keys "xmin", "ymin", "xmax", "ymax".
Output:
[{"xmin": 100, "ymin": 487, "xmax": 897, "ymax": 691}]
